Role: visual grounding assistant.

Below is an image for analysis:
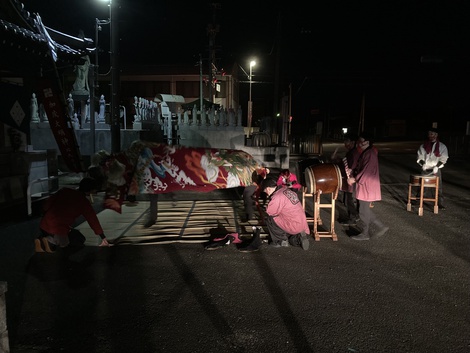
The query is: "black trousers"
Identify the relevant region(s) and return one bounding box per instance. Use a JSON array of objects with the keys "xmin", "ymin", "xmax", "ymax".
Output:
[
  {"xmin": 265, "ymin": 215, "xmax": 302, "ymax": 246},
  {"xmin": 243, "ymin": 185, "xmax": 257, "ymax": 220}
]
